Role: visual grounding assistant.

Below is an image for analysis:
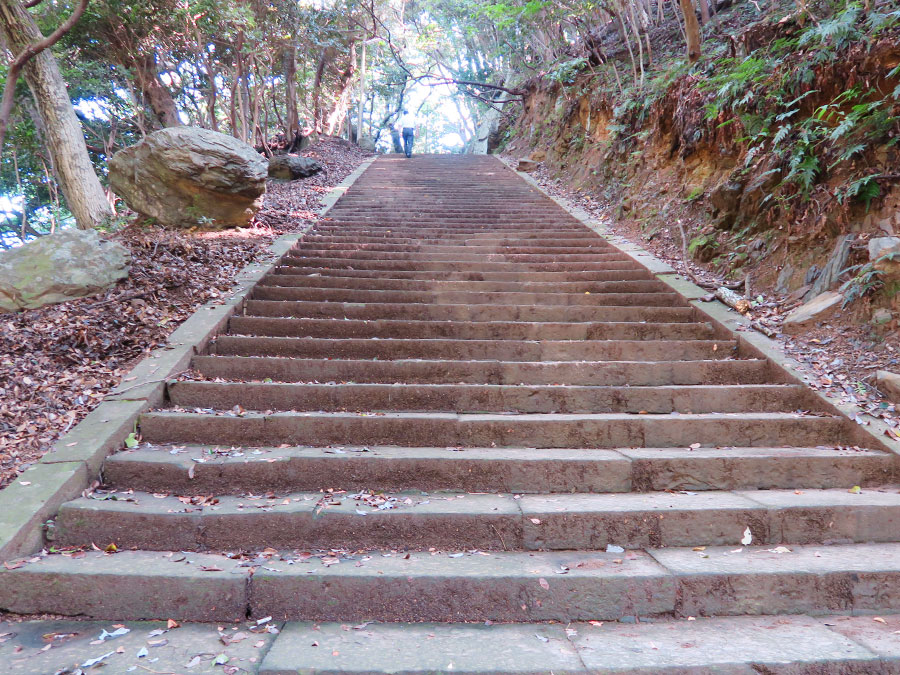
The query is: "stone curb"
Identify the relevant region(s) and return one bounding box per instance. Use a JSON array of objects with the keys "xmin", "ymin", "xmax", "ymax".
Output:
[
  {"xmin": 0, "ymin": 156, "xmax": 377, "ymax": 563},
  {"xmin": 508, "ymin": 161, "xmax": 899, "ymax": 459}
]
